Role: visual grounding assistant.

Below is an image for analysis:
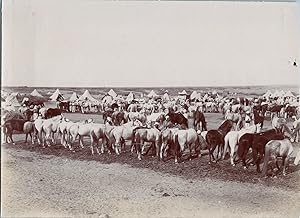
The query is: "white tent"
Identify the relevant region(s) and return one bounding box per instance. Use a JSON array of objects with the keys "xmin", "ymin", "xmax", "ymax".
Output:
[
  {"xmin": 108, "ymin": 89, "xmax": 117, "ymax": 98},
  {"xmin": 147, "ymin": 90, "xmax": 158, "ymax": 98},
  {"xmin": 49, "ymin": 89, "xmax": 62, "ymax": 101},
  {"xmin": 126, "ymin": 92, "xmax": 135, "ymax": 102},
  {"xmin": 278, "ymin": 90, "xmax": 286, "ymax": 98},
  {"xmin": 79, "ymin": 90, "xmax": 98, "ymax": 102},
  {"xmin": 178, "ymin": 90, "xmax": 188, "ymax": 95},
  {"xmin": 5, "ymin": 94, "xmax": 21, "ymax": 107},
  {"xmin": 263, "ymin": 90, "xmax": 273, "ymax": 97},
  {"xmin": 69, "ymin": 92, "xmax": 79, "ymax": 102},
  {"xmin": 284, "ymin": 91, "xmax": 295, "ymax": 98},
  {"xmin": 162, "ymin": 92, "xmax": 170, "ymax": 101},
  {"xmin": 271, "ymin": 90, "xmax": 280, "ymax": 98},
  {"xmin": 190, "ymin": 91, "xmax": 198, "ymax": 100},
  {"xmin": 30, "ymin": 89, "xmax": 43, "ymax": 97}
]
